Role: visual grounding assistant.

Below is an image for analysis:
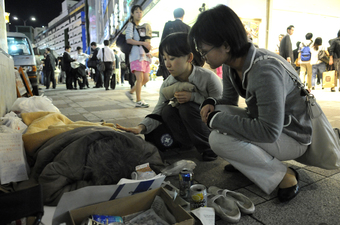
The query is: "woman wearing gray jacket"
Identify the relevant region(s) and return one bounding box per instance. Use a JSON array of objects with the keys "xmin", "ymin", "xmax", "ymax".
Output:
[
  {"xmin": 117, "ymin": 33, "xmax": 222, "ymax": 161},
  {"xmin": 189, "ymin": 5, "xmax": 312, "ymax": 202}
]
